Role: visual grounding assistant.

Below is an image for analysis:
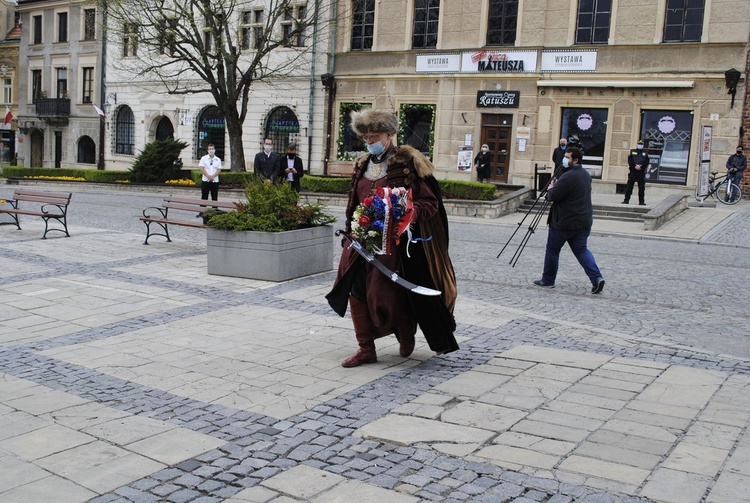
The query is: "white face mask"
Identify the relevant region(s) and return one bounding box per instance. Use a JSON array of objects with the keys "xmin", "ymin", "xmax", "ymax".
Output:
[
  {"xmin": 562, "ymin": 157, "xmax": 570, "ymax": 168},
  {"xmin": 637, "ymin": 144, "xmax": 644, "ymax": 150},
  {"xmin": 207, "ymin": 150, "xmax": 215, "ymax": 156},
  {"xmin": 481, "ymin": 147, "xmax": 489, "ymax": 153},
  {"xmin": 264, "ymin": 145, "xmax": 272, "ymax": 153}
]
